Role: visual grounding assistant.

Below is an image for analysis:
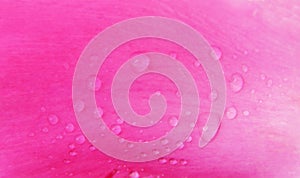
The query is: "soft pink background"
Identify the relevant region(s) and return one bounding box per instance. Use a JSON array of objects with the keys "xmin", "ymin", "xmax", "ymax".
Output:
[{"xmin": 1, "ymin": 0, "xmax": 300, "ymax": 177}]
